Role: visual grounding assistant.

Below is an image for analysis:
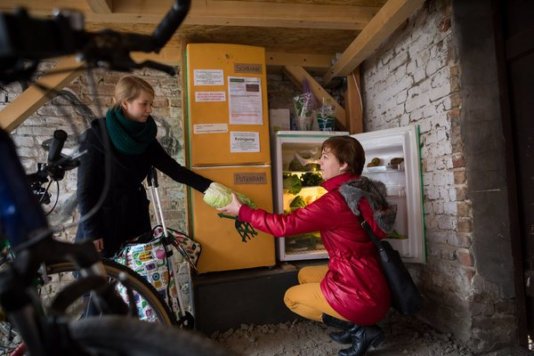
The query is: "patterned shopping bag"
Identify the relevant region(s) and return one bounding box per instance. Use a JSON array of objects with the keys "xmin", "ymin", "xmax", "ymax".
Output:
[{"xmin": 114, "ymin": 226, "xmax": 200, "ymax": 324}]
